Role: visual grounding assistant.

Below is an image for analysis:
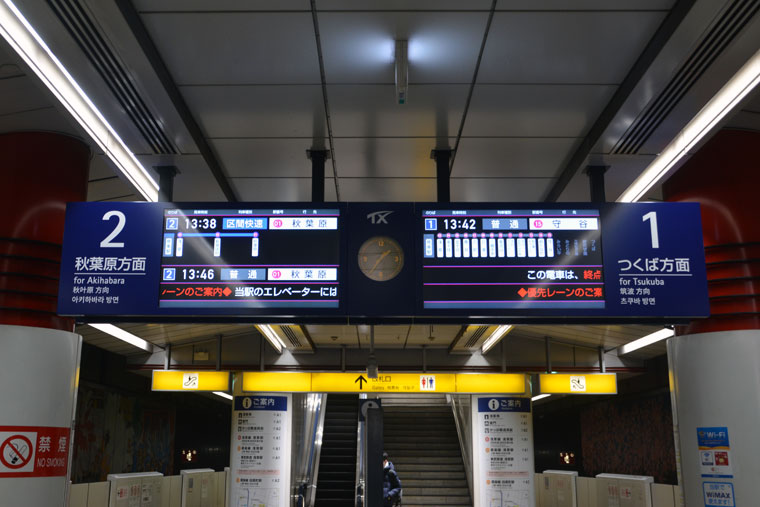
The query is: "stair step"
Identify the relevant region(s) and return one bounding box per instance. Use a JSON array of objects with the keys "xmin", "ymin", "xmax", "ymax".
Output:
[
  {"xmin": 394, "ymin": 463, "xmax": 465, "ymax": 472},
  {"xmin": 403, "ymin": 479, "xmax": 468, "ymax": 488},
  {"xmin": 400, "ymin": 471, "xmax": 466, "ymax": 480},
  {"xmin": 405, "ymin": 487, "xmax": 470, "ymax": 496},
  {"xmin": 402, "ymin": 495, "xmax": 471, "ymax": 505}
]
